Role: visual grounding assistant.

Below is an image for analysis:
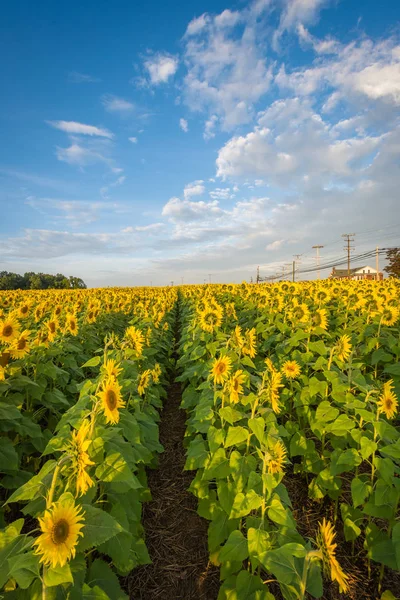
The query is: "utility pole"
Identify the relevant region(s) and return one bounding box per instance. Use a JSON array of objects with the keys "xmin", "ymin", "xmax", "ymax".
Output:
[
  {"xmin": 342, "ymin": 234, "xmax": 355, "ymax": 278},
  {"xmin": 256, "ymin": 266, "xmax": 260, "ymax": 284},
  {"xmin": 292, "ymin": 261, "xmax": 295, "ymax": 282},
  {"xmin": 312, "ymin": 245, "xmax": 324, "ymax": 280},
  {"xmin": 376, "ymin": 246, "xmax": 379, "ymax": 281},
  {"xmin": 293, "ymin": 254, "xmax": 302, "ymax": 282}
]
